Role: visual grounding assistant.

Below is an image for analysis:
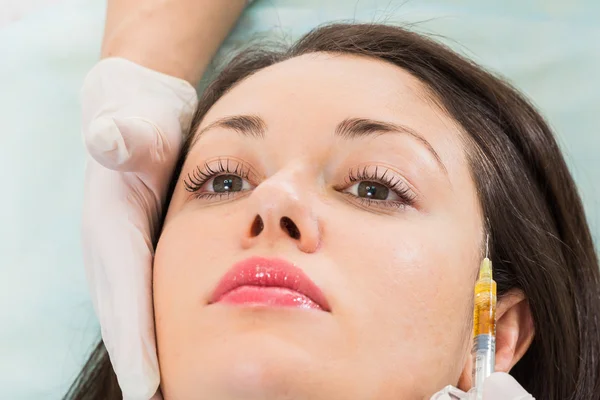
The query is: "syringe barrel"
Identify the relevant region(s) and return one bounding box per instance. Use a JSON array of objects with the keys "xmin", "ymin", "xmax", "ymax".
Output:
[
  {"xmin": 472, "ymin": 279, "xmax": 496, "ymax": 337},
  {"xmin": 472, "ymin": 334, "xmax": 496, "ymax": 399}
]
